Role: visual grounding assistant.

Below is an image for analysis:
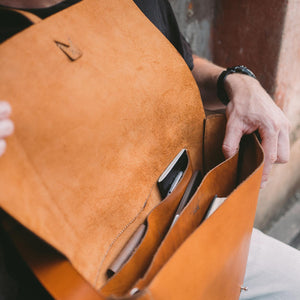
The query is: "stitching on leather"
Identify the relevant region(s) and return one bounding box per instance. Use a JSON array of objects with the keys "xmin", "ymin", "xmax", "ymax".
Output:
[{"xmin": 94, "ymin": 184, "xmax": 156, "ymax": 288}]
